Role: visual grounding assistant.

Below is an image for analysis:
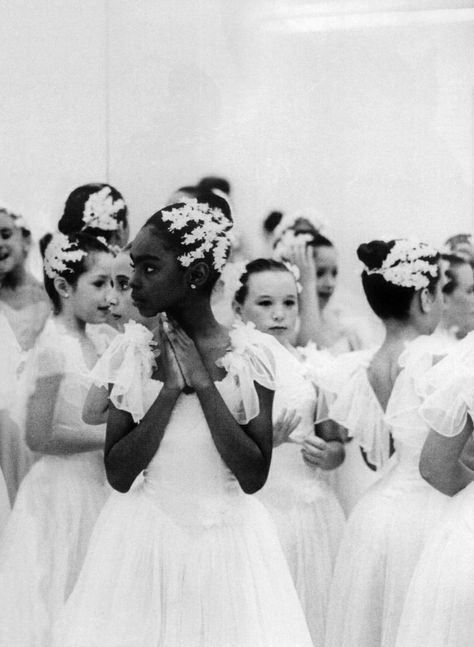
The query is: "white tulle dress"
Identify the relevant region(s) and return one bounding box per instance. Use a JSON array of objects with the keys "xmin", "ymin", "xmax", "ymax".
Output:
[
  {"xmin": 0, "ymin": 312, "xmax": 17, "ymax": 529},
  {"xmin": 255, "ymin": 340, "xmax": 344, "ymax": 645},
  {"xmin": 313, "ymin": 336, "xmax": 451, "ymax": 647},
  {"xmin": 395, "ymin": 332, "xmax": 474, "ymax": 647},
  {"xmin": 52, "ymin": 321, "xmax": 313, "ymax": 647},
  {"xmin": 0, "ymin": 317, "xmax": 111, "ymax": 647}
]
